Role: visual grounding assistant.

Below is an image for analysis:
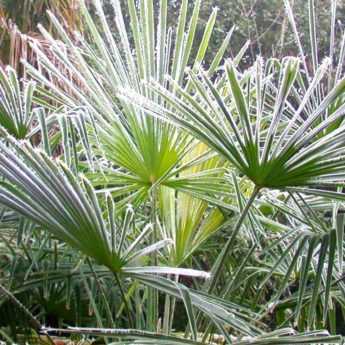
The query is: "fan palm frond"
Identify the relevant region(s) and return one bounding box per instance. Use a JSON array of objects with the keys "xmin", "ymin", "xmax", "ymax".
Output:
[{"xmin": 0, "ymin": 66, "xmax": 36, "ymax": 139}]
